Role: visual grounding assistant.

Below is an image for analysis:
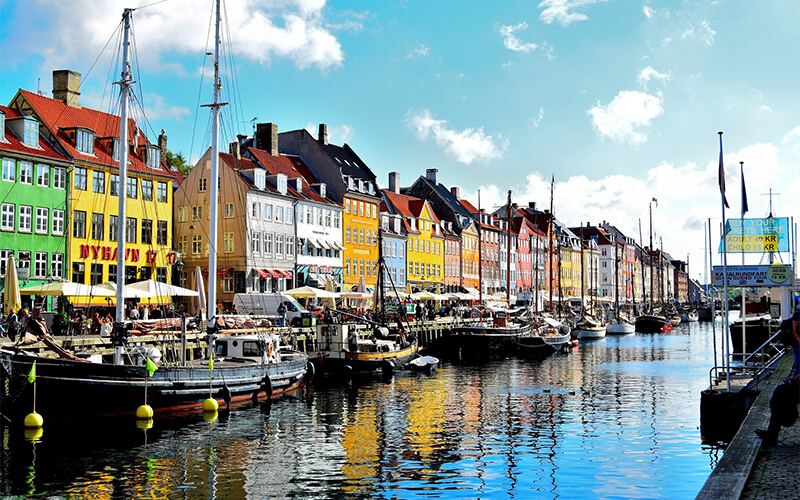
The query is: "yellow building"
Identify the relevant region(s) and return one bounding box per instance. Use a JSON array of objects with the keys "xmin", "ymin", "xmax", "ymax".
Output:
[
  {"xmin": 11, "ymin": 74, "xmax": 177, "ymax": 291},
  {"xmin": 460, "ymin": 220, "xmax": 480, "ymax": 290},
  {"xmin": 342, "ymin": 192, "xmax": 380, "ymax": 288},
  {"xmin": 382, "ymin": 190, "xmax": 444, "ymax": 292}
]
